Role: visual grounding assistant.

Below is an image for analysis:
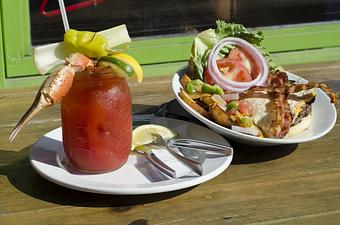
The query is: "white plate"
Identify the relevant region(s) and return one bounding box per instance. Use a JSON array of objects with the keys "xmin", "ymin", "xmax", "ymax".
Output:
[
  {"xmin": 172, "ymin": 66, "xmax": 337, "ymax": 146},
  {"xmin": 30, "ymin": 116, "xmax": 233, "ymax": 195}
]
